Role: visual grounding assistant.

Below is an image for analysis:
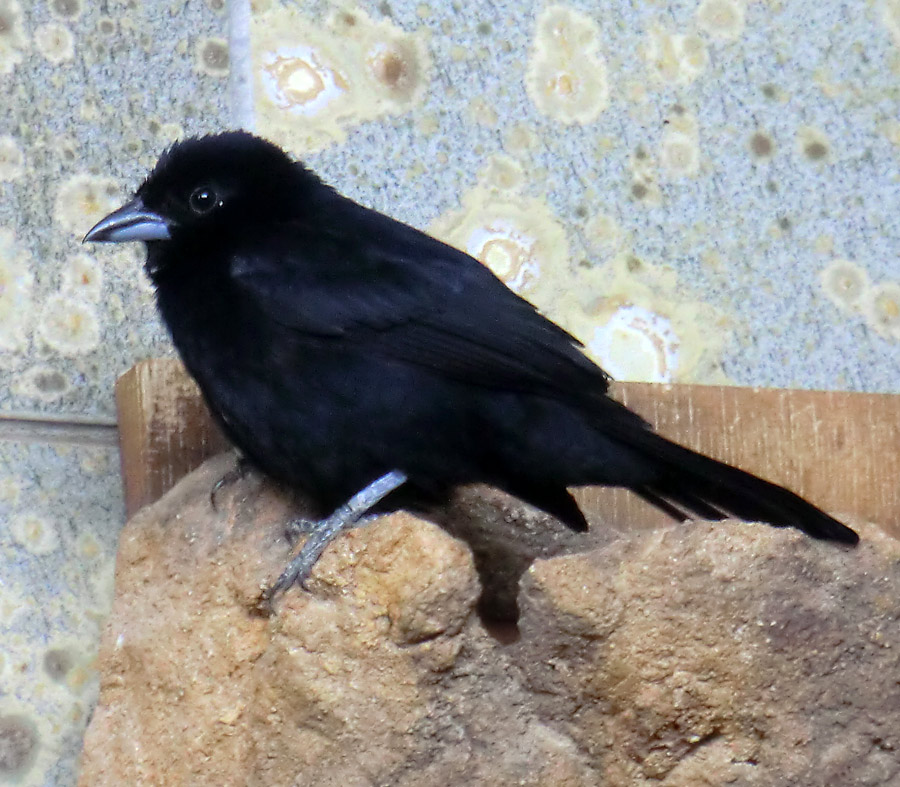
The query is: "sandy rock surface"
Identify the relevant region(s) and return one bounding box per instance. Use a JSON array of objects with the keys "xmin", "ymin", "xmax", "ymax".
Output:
[{"xmin": 79, "ymin": 454, "xmax": 899, "ymax": 786}]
